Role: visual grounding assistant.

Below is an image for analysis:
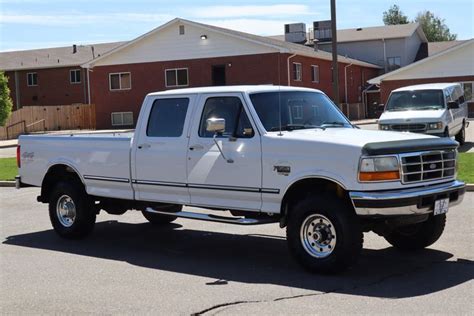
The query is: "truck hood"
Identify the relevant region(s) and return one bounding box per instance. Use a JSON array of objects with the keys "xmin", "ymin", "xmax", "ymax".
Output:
[
  {"xmin": 379, "ymin": 109, "xmax": 444, "ymax": 123},
  {"xmin": 271, "ymin": 127, "xmax": 437, "ymax": 151}
]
